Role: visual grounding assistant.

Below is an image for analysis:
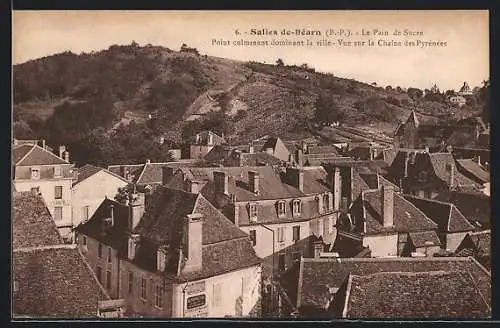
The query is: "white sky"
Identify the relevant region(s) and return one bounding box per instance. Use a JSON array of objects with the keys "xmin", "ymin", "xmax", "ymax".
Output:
[{"xmin": 13, "ymin": 10, "xmax": 489, "ymax": 90}]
